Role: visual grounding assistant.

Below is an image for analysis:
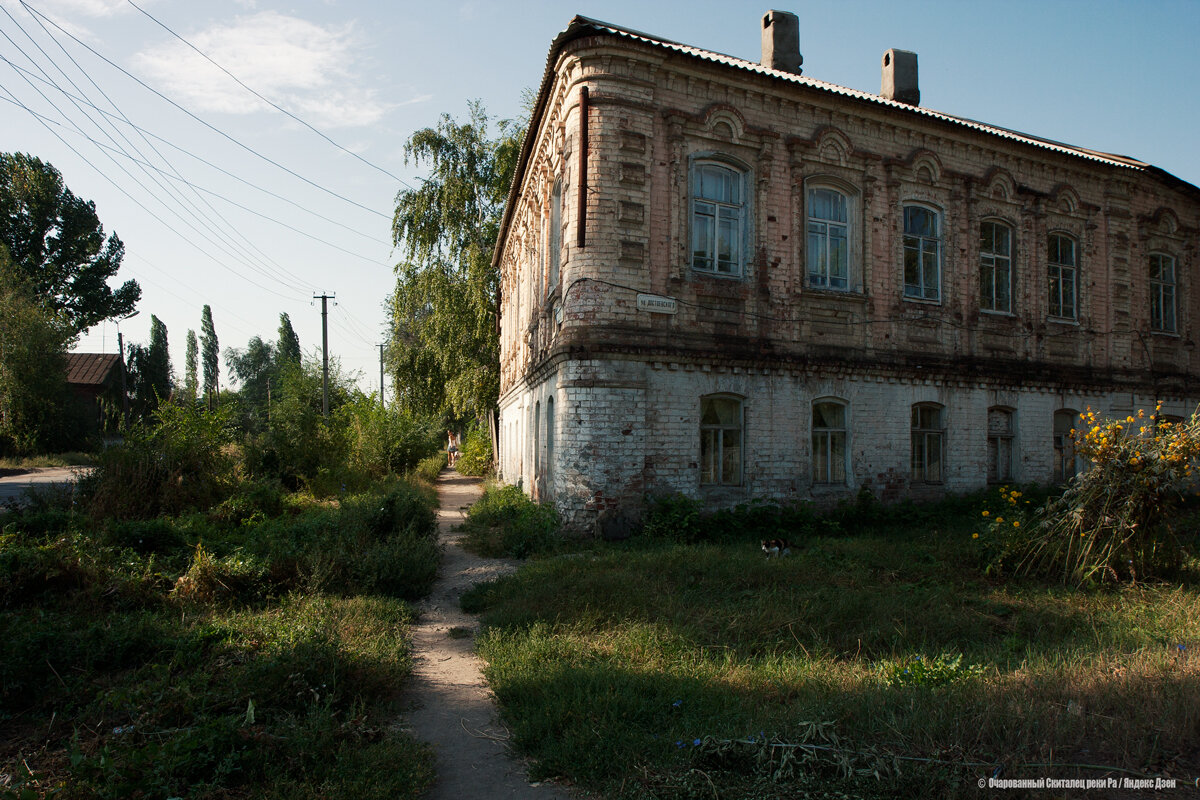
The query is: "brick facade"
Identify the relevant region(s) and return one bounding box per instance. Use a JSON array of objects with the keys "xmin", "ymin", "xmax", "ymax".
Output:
[{"xmin": 494, "ymin": 16, "xmax": 1200, "ymax": 531}]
